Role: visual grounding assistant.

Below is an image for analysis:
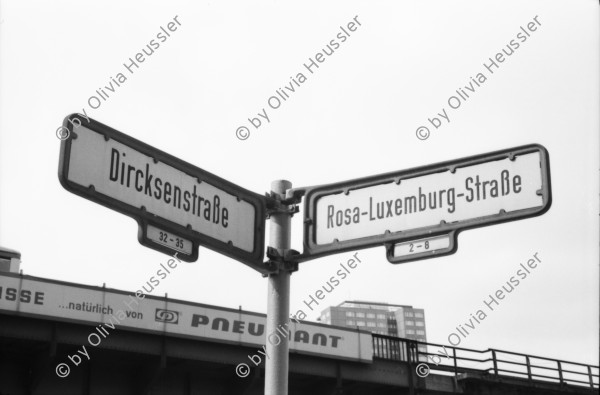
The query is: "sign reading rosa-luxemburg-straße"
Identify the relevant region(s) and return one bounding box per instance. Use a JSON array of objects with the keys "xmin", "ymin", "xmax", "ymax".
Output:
[
  {"xmin": 58, "ymin": 114, "xmax": 267, "ymax": 268},
  {"xmin": 302, "ymin": 144, "xmax": 551, "ymax": 262}
]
